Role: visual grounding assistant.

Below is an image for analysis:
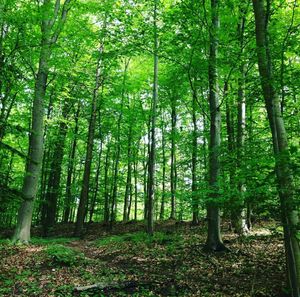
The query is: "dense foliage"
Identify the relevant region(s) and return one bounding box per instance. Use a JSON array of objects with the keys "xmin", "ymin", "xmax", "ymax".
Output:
[{"xmin": 0, "ymin": 0, "xmax": 299, "ymax": 295}]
